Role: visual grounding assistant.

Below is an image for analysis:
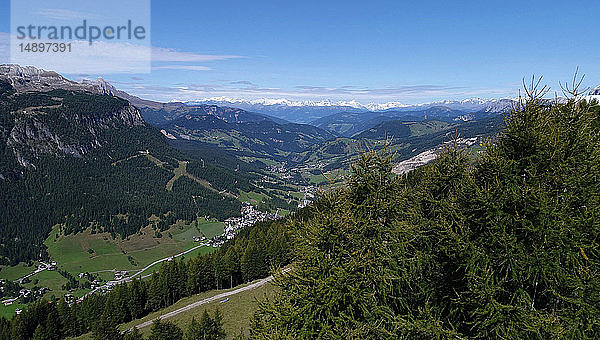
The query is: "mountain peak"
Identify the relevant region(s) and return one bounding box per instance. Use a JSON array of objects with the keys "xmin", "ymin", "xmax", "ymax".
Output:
[
  {"xmin": 81, "ymin": 77, "xmax": 118, "ymax": 96},
  {"xmin": 189, "ymin": 96, "xmax": 516, "ymax": 113},
  {"xmin": 590, "ymin": 85, "xmax": 600, "ymax": 95},
  {"xmin": 0, "ymin": 64, "xmax": 63, "ymax": 79},
  {"xmin": 0, "ymin": 64, "xmax": 116, "ymax": 96}
]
